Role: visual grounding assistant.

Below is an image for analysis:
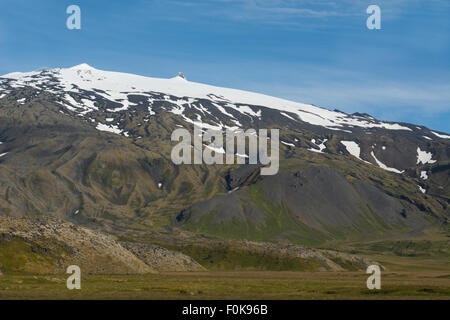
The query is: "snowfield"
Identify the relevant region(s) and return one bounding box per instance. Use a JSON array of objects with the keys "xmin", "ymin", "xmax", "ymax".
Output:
[{"xmin": 1, "ymin": 63, "xmax": 417, "ymax": 133}]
